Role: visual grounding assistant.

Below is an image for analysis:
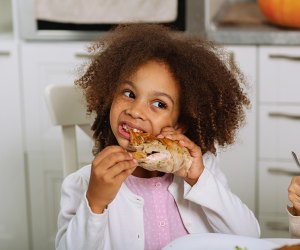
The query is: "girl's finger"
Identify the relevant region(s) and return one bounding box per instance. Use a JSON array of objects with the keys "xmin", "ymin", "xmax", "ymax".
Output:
[
  {"xmin": 294, "ymin": 188, "xmax": 300, "ymax": 197},
  {"xmin": 289, "ymin": 192, "xmax": 300, "ymax": 204},
  {"xmin": 114, "ymin": 162, "xmax": 138, "ymax": 183},
  {"xmin": 294, "ymin": 201, "xmax": 300, "ymax": 211},
  {"xmin": 165, "ymin": 133, "xmax": 192, "ymax": 147},
  {"xmin": 93, "ymin": 146, "xmax": 126, "ymax": 165},
  {"xmin": 105, "ymin": 159, "xmax": 137, "ymax": 180},
  {"xmin": 160, "ymin": 126, "xmax": 175, "ymax": 133},
  {"xmin": 93, "ymin": 150, "xmax": 134, "ymax": 172},
  {"xmin": 159, "ymin": 127, "xmax": 182, "ymax": 137}
]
